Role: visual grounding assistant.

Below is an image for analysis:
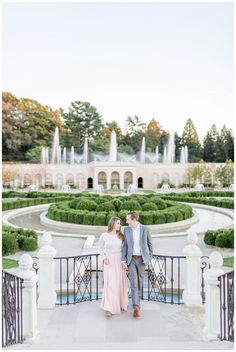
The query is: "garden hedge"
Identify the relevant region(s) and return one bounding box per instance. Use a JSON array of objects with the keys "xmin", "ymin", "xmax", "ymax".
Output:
[
  {"xmin": 160, "ymin": 194, "xmax": 234, "ymax": 209},
  {"xmin": 47, "ymin": 195, "xmax": 193, "ymax": 226},
  {"xmin": 2, "ymin": 226, "xmax": 38, "ymax": 255},
  {"xmin": 204, "ymin": 228, "xmax": 234, "ymax": 249}
]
